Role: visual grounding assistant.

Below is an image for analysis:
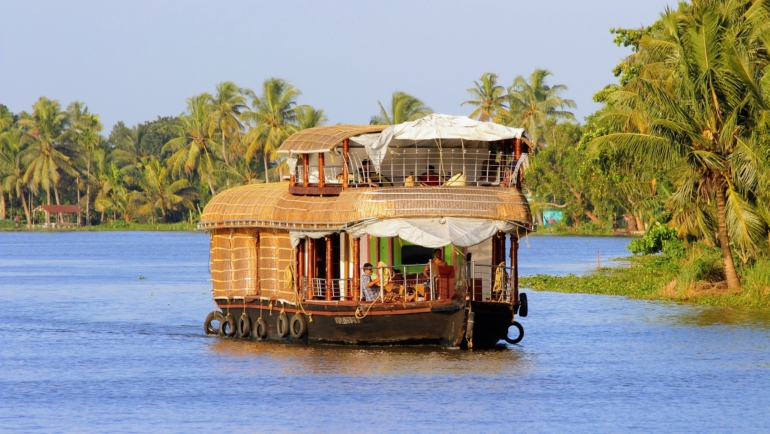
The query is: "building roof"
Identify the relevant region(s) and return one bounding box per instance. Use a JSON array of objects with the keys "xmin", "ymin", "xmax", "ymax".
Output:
[
  {"xmin": 33, "ymin": 205, "xmax": 81, "ymax": 213},
  {"xmin": 277, "ymin": 125, "xmax": 387, "ymax": 154}
]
